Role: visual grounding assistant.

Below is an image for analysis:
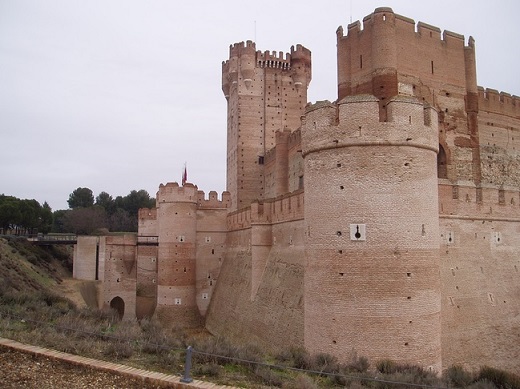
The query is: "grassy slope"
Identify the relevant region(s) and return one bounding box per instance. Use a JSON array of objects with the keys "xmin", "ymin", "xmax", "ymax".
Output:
[{"xmin": 0, "ymin": 236, "xmax": 72, "ymax": 292}]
